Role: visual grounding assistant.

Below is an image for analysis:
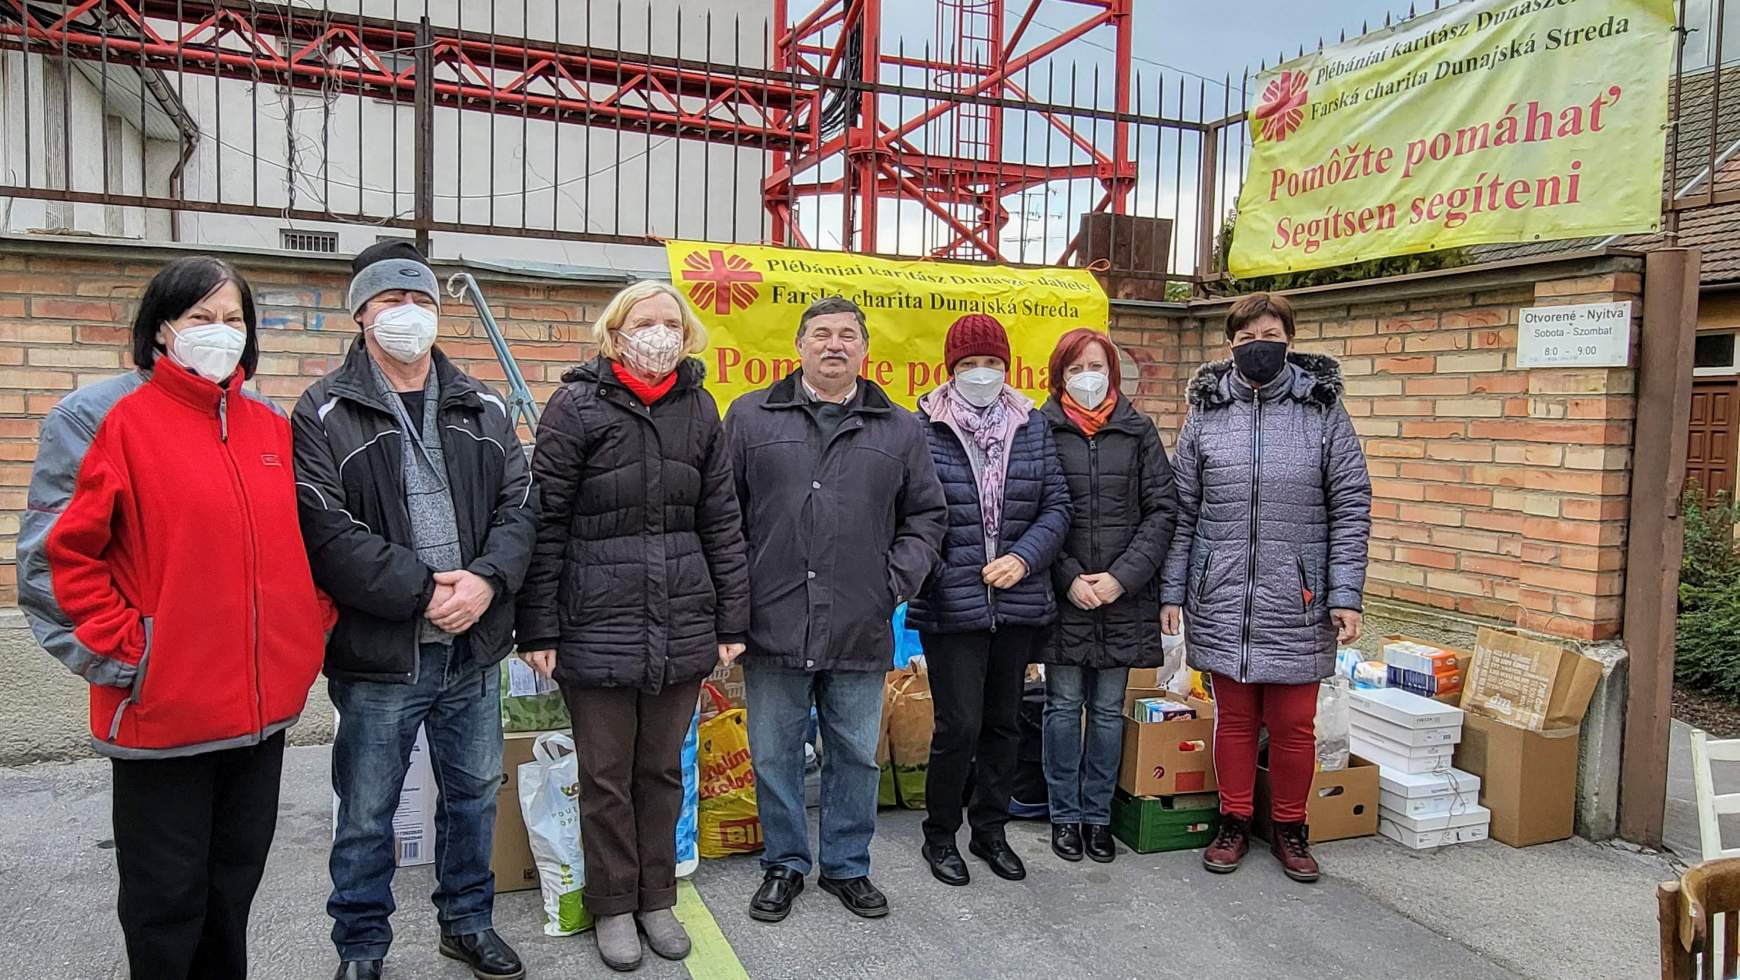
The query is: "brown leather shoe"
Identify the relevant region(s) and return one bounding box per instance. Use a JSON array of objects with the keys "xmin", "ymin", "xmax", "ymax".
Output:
[
  {"xmin": 1270, "ymin": 821, "xmax": 1321, "ymax": 883},
  {"xmin": 1202, "ymin": 813, "xmax": 1250, "ymax": 874}
]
